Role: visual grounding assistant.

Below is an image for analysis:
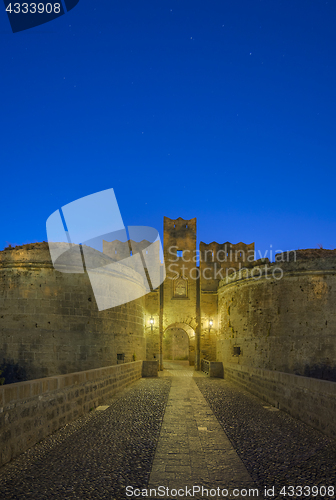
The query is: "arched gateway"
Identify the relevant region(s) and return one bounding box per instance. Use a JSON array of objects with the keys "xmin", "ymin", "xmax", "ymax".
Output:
[
  {"xmin": 144, "ymin": 216, "xmax": 254, "ymax": 371},
  {"xmin": 163, "ymin": 323, "xmax": 195, "ymax": 365}
]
